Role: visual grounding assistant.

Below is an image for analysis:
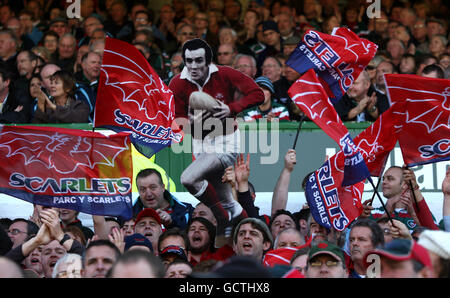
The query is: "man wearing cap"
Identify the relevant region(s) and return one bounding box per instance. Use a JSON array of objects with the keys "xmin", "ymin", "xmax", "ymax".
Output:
[
  {"xmin": 256, "ymin": 20, "xmax": 283, "ymax": 74},
  {"xmin": 364, "ymin": 238, "xmax": 434, "ymax": 278},
  {"xmin": 232, "ymin": 217, "xmax": 273, "ymax": 262},
  {"xmin": 49, "ymin": 17, "xmax": 69, "ymax": 38},
  {"xmin": 305, "ymin": 241, "xmax": 348, "ymax": 278},
  {"xmin": 169, "ymin": 38, "xmax": 264, "ymax": 246},
  {"xmin": 134, "ymin": 208, "xmax": 163, "ymax": 254},
  {"xmin": 133, "ymin": 168, "xmax": 194, "ymax": 231},
  {"xmin": 418, "ymin": 230, "xmax": 450, "ymax": 278},
  {"xmin": 124, "ymin": 233, "xmax": 153, "ymax": 253},
  {"xmin": 242, "ymin": 76, "xmax": 289, "ymax": 122}
]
